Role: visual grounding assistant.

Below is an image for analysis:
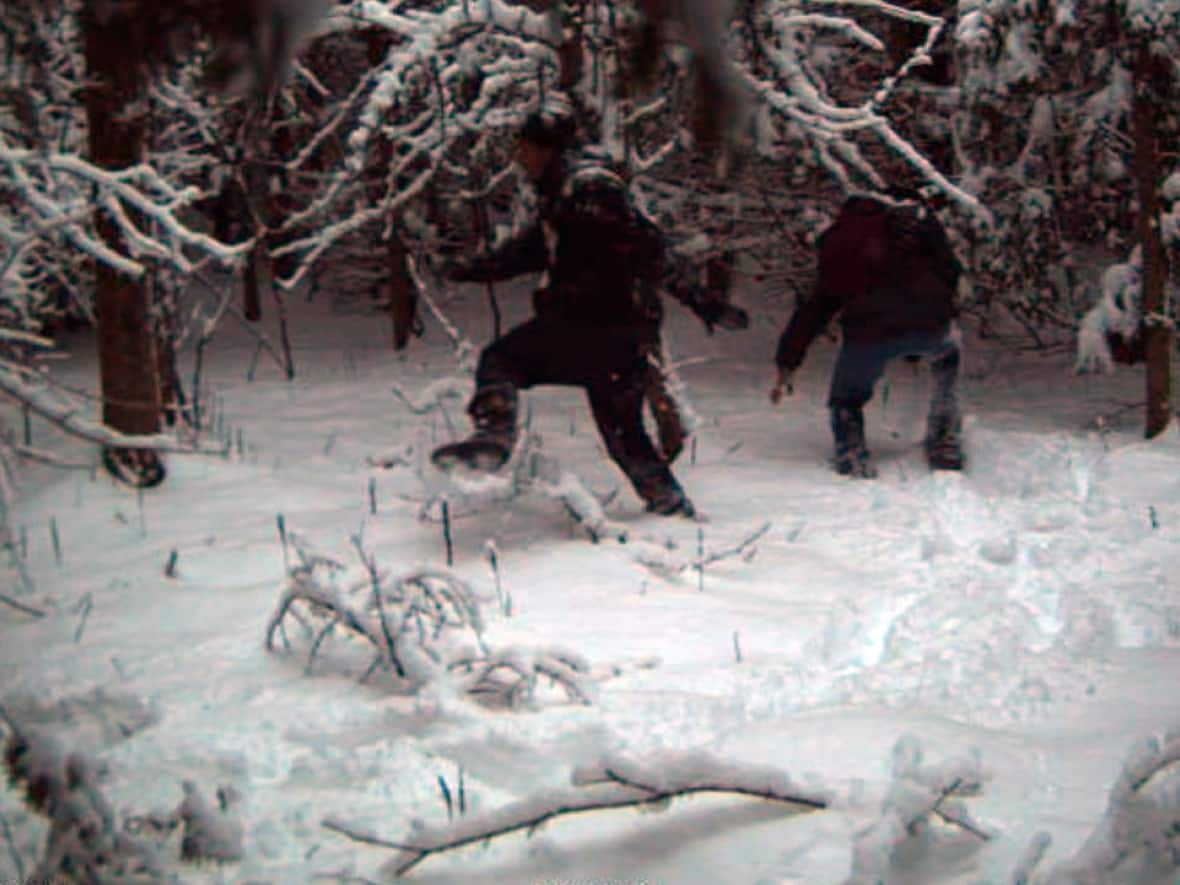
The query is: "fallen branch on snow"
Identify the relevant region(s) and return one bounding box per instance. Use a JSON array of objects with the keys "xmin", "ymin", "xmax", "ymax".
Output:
[
  {"xmin": 323, "ymin": 750, "xmax": 832, "ymax": 878},
  {"xmin": 1038, "ymin": 728, "xmax": 1180, "ymax": 884},
  {"xmin": 0, "ymin": 362, "xmax": 226, "ymax": 457},
  {"xmin": 630, "ymin": 520, "xmax": 771, "ymax": 580}
]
